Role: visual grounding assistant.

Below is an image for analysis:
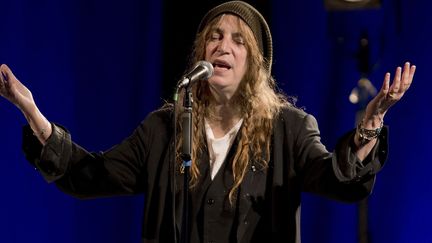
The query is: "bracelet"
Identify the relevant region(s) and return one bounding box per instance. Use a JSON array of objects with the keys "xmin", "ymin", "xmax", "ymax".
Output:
[{"xmin": 356, "ymin": 118, "xmax": 383, "ymax": 143}]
